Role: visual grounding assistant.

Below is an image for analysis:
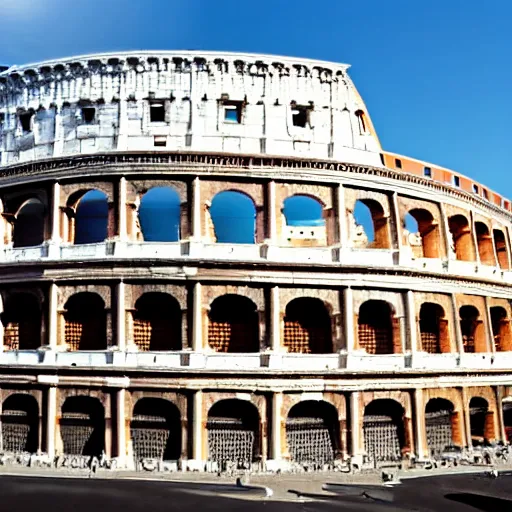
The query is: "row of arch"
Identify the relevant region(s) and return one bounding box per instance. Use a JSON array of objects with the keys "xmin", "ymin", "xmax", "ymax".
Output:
[
  {"xmin": 0, "ymin": 394, "xmax": 504, "ymax": 464},
  {"xmin": 3, "ymin": 291, "xmax": 511, "ymax": 355},
  {"xmin": 7, "ymin": 187, "xmax": 510, "ymax": 270}
]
